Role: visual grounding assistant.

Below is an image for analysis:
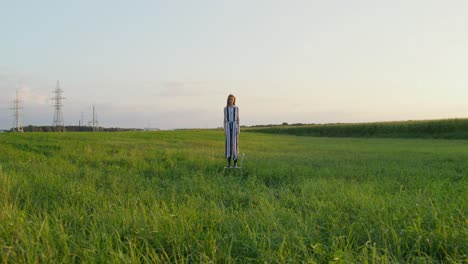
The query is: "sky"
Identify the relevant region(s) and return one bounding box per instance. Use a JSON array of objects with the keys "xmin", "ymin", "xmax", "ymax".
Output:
[{"xmin": 1, "ymin": 0, "xmax": 467, "ymax": 130}]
